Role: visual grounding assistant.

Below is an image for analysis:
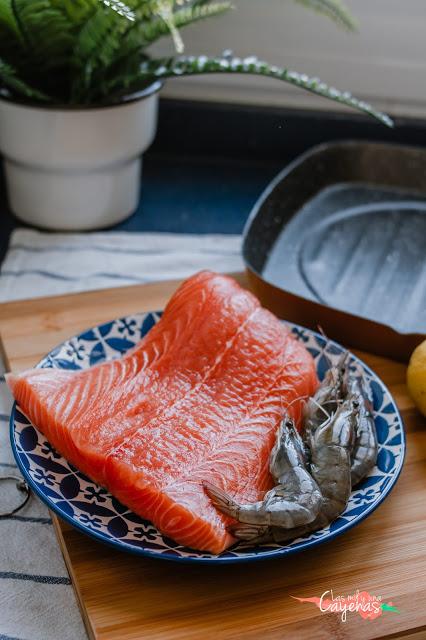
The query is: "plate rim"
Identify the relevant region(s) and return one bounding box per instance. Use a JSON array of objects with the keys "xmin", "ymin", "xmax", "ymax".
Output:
[{"xmin": 9, "ymin": 315, "xmax": 406, "ymax": 564}]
